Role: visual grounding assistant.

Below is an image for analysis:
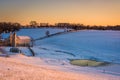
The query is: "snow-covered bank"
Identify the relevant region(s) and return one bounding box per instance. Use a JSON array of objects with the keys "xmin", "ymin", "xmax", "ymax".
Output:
[
  {"xmin": 4, "ymin": 46, "xmax": 120, "ymax": 76},
  {"xmin": 0, "ymin": 54, "xmax": 120, "ymax": 80},
  {"xmin": 2, "ymin": 29, "xmax": 120, "ymax": 64},
  {"xmin": 28, "ymin": 46, "xmax": 120, "ymax": 76},
  {"xmin": 1, "ymin": 28, "xmax": 120, "ymax": 79}
]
